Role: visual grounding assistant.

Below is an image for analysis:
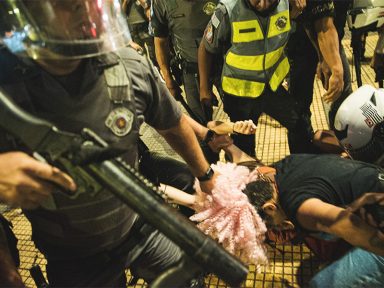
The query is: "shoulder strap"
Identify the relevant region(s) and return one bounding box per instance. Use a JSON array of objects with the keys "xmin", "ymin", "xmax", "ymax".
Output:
[
  {"xmin": 103, "ymin": 54, "xmax": 132, "ymax": 103},
  {"xmin": 220, "ymin": 0, "xmax": 237, "ymax": 15}
]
